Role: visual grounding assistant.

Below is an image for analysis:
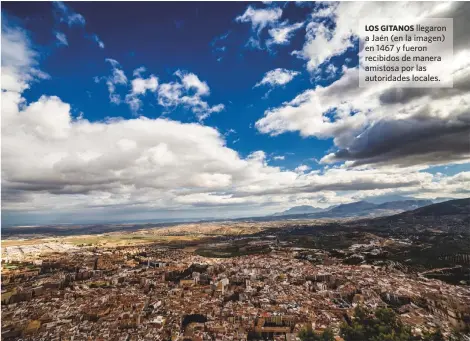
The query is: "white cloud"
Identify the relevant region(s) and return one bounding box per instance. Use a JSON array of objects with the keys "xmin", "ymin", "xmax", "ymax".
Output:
[
  {"xmin": 236, "ymin": 5, "xmax": 304, "ymax": 50},
  {"xmin": 295, "ymin": 165, "xmax": 311, "ymax": 173},
  {"xmin": 1, "ymin": 20, "xmax": 49, "ymax": 93},
  {"xmin": 131, "ymin": 75, "xmax": 159, "ymax": 95},
  {"xmin": 95, "ymin": 62, "xmax": 222, "ymax": 119},
  {"xmin": 196, "ymin": 103, "xmax": 225, "ymax": 122},
  {"xmin": 157, "ymin": 71, "xmax": 224, "ymax": 121},
  {"xmin": 255, "ymin": 68, "xmax": 300, "ymax": 88},
  {"xmin": 324, "ymin": 64, "xmax": 337, "ymax": 79},
  {"xmin": 236, "ymin": 6, "xmax": 282, "ymax": 33},
  {"xmin": 133, "ymin": 66, "xmax": 146, "ymax": 77},
  {"xmin": 124, "ymin": 96, "xmax": 142, "ymax": 113},
  {"xmin": 157, "ymin": 82, "xmax": 183, "ymax": 107},
  {"xmin": 267, "ymin": 21, "xmax": 303, "ymax": 46},
  {"xmin": 54, "ymin": 2, "xmax": 86, "ymax": 27},
  {"xmin": 175, "ymin": 70, "xmax": 210, "ymax": 96},
  {"xmin": 125, "ymin": 75, "xmax": 159, "ymax": 112},
  {"xmin": 96, "ymin": 58, "xmax": 128, "ymax": 105},
  {"xmin": 55, "ymin": 32, "xmax": 68, "ymax": 46},
  {"xmin": 92, "ymin": 34, "xmax": 105, "ymax": 49},
  {"xmin": 273, "ymin": 156, "xmax": 285, "ymax": 160}
]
